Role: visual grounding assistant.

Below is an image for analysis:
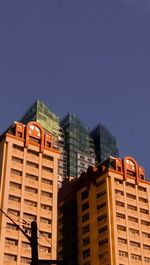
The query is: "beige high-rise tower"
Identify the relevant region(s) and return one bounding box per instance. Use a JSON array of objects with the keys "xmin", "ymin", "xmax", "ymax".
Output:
[
  {"xmin": 0, "ymin": 121, "xmax": 60, "ymax": 265},
  {"xmin": 58, "ymin": 156, "xmax": 150, "ymax": 265}
]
